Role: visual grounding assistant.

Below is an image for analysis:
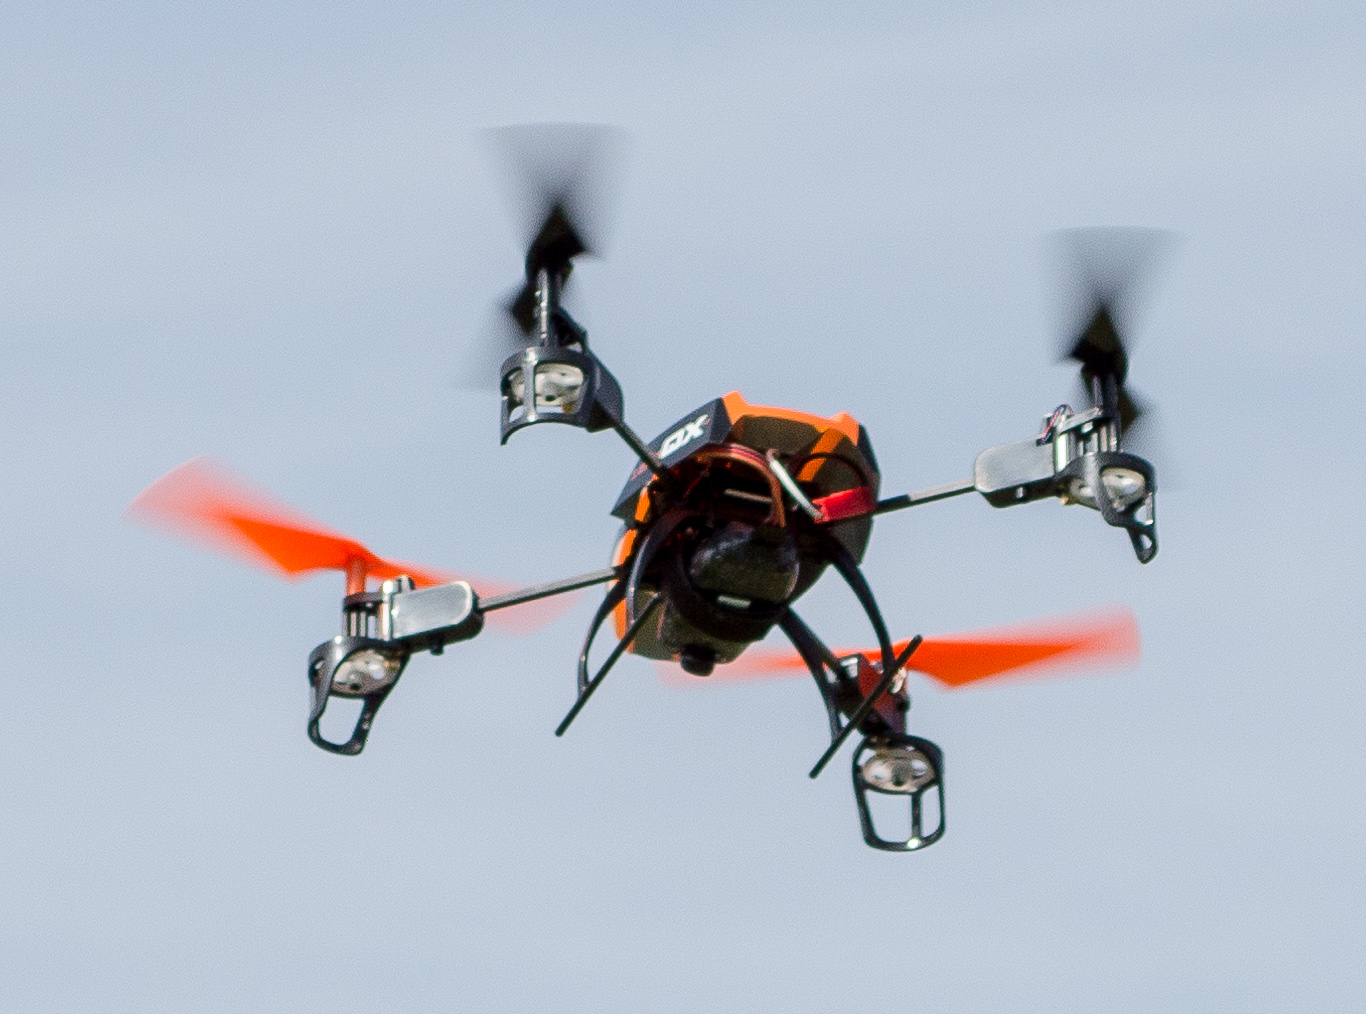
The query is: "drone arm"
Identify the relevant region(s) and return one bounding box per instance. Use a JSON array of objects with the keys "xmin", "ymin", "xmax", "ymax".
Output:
[
  {"xmin": 968, "ymin": 409, "xmax": 1158, "ymax": 562},
  {"xmin": 873, "ymin": 478, "xmax": 977, "ymax": 515},
  {"xmin": 869, "ymin": 437, "xmax": 1112, "ymax": 517},
  {"xmin": 479, "ymin": 566, "xmax": 622, "ymax": 613},
  {"xmin": 869, "ymin": 406, "xmax": 1157, "ymax": 562},
  {"xmin": 606, "ymin": 412, "xmax": 673, "ymax": 487},
  {"xmin": 871, "ymin": 415, "xmax": 1122, "ymax": 516},
  {"xmin": 306, "ymin": 569, "xmax": 624, "ymax": 754}
]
